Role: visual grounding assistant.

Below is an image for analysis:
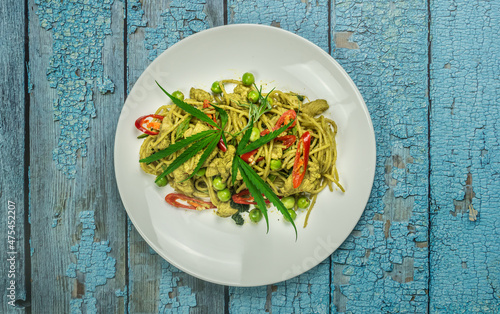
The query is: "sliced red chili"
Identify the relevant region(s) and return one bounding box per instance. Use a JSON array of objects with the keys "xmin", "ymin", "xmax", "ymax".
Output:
[
  {"xmin": 260, "ymin": 110, "xmax": 296, "ymax": 137},
  {"xmin": 217, "ymin": 137, "xmax": 227, "ymax": 152},
  {"xmin": 292, "ymin": 131, "xmax": 311, "ymax": 188},
  {"xmin": 232, "ymin": 189, "xmax": 271, "ymax": 205},
  {"xmin": 274, "ymin": 110, "xmax": 297, "ymax": 130},
  {"xmin": 276, "ymin": 135, "xmax": 297, "ymax": 150},
  {"xmin": 165, "ymin": 193, "xmax": 215, "ymax": 210},
  {"xmin": 135, "ymin": 114, "xmax": 164, "ymax": 135},
  {"xmin": 241, "ymin": 149, "xmax": 264, "ymax": 164}
]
